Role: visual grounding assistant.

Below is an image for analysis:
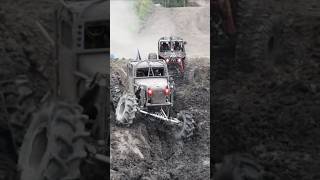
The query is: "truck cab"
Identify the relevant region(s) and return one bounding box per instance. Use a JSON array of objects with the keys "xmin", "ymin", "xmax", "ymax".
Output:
[
  {"xmin": 126, "ymin": 59, "xmax": 174, "ymax": 110},
  {"xmin": 158, "ymin": 36, "xmax": 187, "ymax": 75}
]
